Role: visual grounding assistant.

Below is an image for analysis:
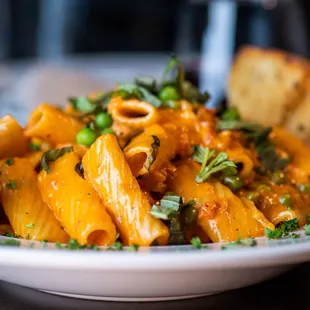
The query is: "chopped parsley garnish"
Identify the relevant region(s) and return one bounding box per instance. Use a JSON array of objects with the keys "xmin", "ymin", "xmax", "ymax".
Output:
[
  {"xmin": 0, "ymin": 239, "xmax": 20, "ymax": 246},
  {"xmin": 5, "ymin": 180, "xmax": 17, "ymax": 190},
  {"xmin": 221, "ymin": 237, "xmax": 257, "ymax": 250},
  {"xmin": 4, "ymin": 232, "xmax": 21, "ymax": 238},
  {"xmin": 29, "ymin": 143, "xmax": 41, "ymax": 151},
  {"xmin": 55, "ymin": 242, "xmax": 63, "ymax": 249},
  {"xmin": 107, "ymin": 241, "xmax": 123, "ymax": 251},
  {"xmin": 128, "ymin": 244, "xmax": 139, "ymax": 252},
  {"xmin": 190, "ymin": 237, "xmax": 208, "ymax": 249},
  {"xmin": 304, "ymin": 224, "xmax": 310, "ymax": 235},
  {"xmin": 25, "ymin": 223, "xmax": 34, "ymax": 229},
  {"xmin": 265, "ymin": 218, "xmax": 300, "ymax": 239},
  {"xmin": 41, "ymin": 240, "xmax": 48, "ymax": 248},
  {"xmin": 55, "ymin": 239, "xmax": 99, "ymax": 251},
  {"xmin": 192, "ymin": 146, "xmax": 237, "ymax": 183},
  {"xmin": 290, "ymin": 233, "xmax": 300, "ymax": 239},
  {"xmin": 41, "ymin": 147, "xmax": 73, "ymax": 173},
  {"xmin": 5, "ymin": 158, "xmax": 14, "ymax": 166}
]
